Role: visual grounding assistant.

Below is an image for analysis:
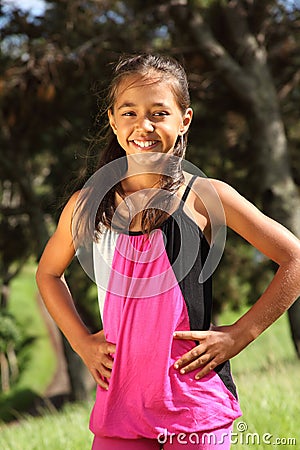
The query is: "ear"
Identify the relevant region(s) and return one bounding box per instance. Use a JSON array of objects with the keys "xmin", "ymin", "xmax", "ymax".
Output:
[
  {"xmin": 108, "ymin": 109, "xmax": 118, "ymax": 134},
  {"xmin": 179, "ymin": 107, "xmax": 193, "ymax": 135}
]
